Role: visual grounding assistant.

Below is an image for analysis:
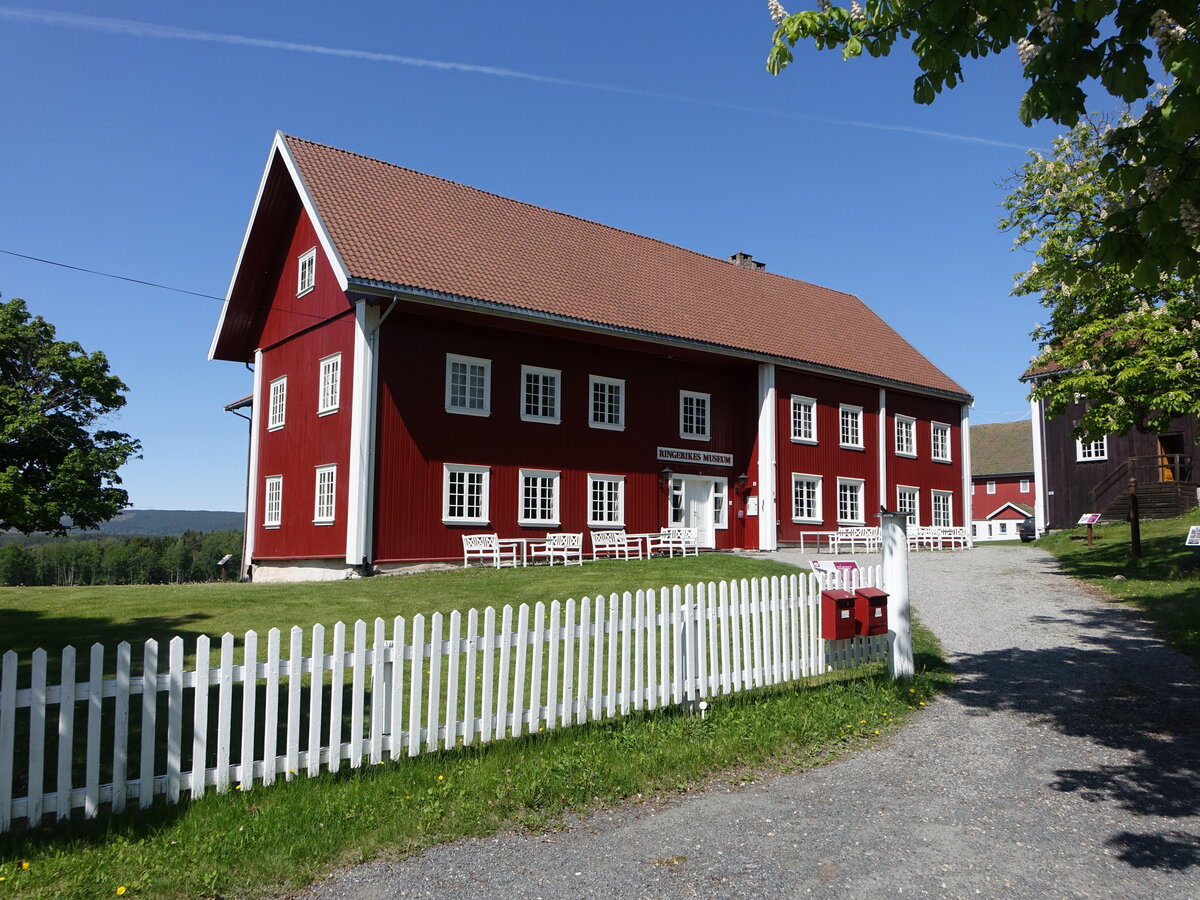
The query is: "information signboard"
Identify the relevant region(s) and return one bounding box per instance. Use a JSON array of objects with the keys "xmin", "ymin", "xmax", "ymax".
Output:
[
  {"xmin": 1186, "ymin": 526, "xmax": 1200, "ymax": 547},
  {"xmin": 1077, "ymin": 513, "xmax": 1103, "ymax": 525}
]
